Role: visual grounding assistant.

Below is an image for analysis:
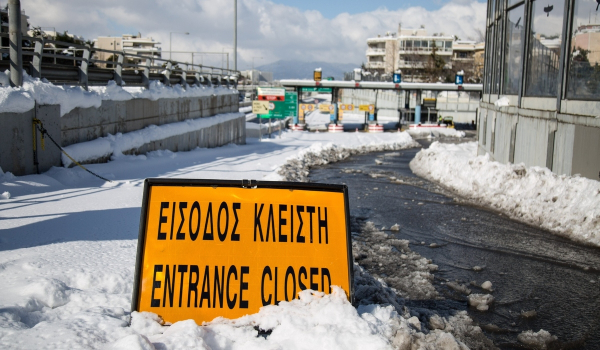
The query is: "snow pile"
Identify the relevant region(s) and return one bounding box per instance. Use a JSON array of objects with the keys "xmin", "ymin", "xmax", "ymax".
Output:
[
  {"xmin": 467, "ymin": 294, "xmax": 495, "ymax": 311},
  {"xmin": 0, "ymin": 70, "xmax": 101, "ymax": 115},
  {"xmin": 410, "ymin": 141, "xmax": 600, "ymax": 247},
  {"xmin": 0, "ymin": 70, "xmax": 237, "ymax": 116},
  {"xmin": 352, "ymin": 222, "xmax": 438, "ymax": 300},
  {"xmin": 1, "ymin": 191, "xmax": 11, "ymax": 199},
  {"xmin": 276, "ymin": 133, "xmax": 419, "ymax": 182},
  {"xmin": 116, "ymin": 287, "xmax": 473, "ymax": 350},
  {"xmin": 407, "ymin": 127, "xmax": 465, "ymax": 138},
  {"xmin": 61, "ymin": 113, "xmax": 243, "ymax": 167},
  {"xmin": 123, "ymin": 81, "xmax": 236, "ymax": 101},
  {"xmin": 517, "ymin": 329, "xmax": 557, "ymax": 349},
  {"xmin": 494, "ymin": 96, "xmax": 510, "ymax": 107}
]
